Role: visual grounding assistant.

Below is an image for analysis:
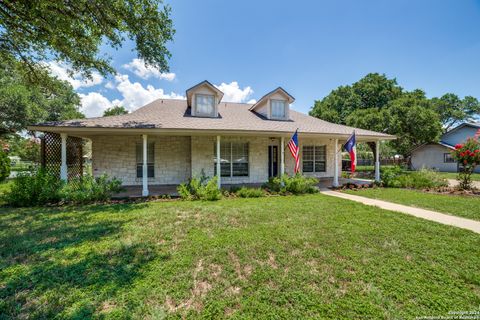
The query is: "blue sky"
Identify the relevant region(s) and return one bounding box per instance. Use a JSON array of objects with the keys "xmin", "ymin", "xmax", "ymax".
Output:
[{"xmin": 51, "ymin": 0, "xmax": 480, "ymax": 117}]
